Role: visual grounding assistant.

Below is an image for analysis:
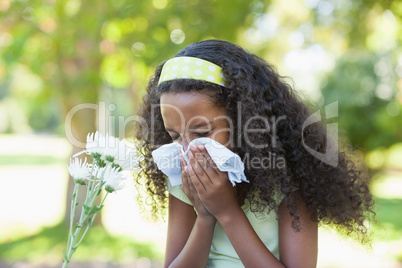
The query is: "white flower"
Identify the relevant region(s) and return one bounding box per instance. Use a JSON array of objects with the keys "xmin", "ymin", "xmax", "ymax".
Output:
[
  {"xmin": 102, "ymin": 134, "xmax": 126, "ymax": 162},
  {"xmin": 91, "ymin": 165, "xmax": 105, "ymax": 180},
  {"xmin": 113, "ymin": 139, "xmax": 141, "ymax": 171},
  {"xmin": 68, "ymin": 158, "xmax": 91, "ymax": 184},
  {"xmin": 74, "ymin": 131, "xmax": 142, "ymax": 171},
  {"xmin": 102, "ymin": 166, "xmax": 130, "ymax": 193},
  {"xmin": 86, "ymin": 131, "xmax": 106, "ymax": 156}
]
